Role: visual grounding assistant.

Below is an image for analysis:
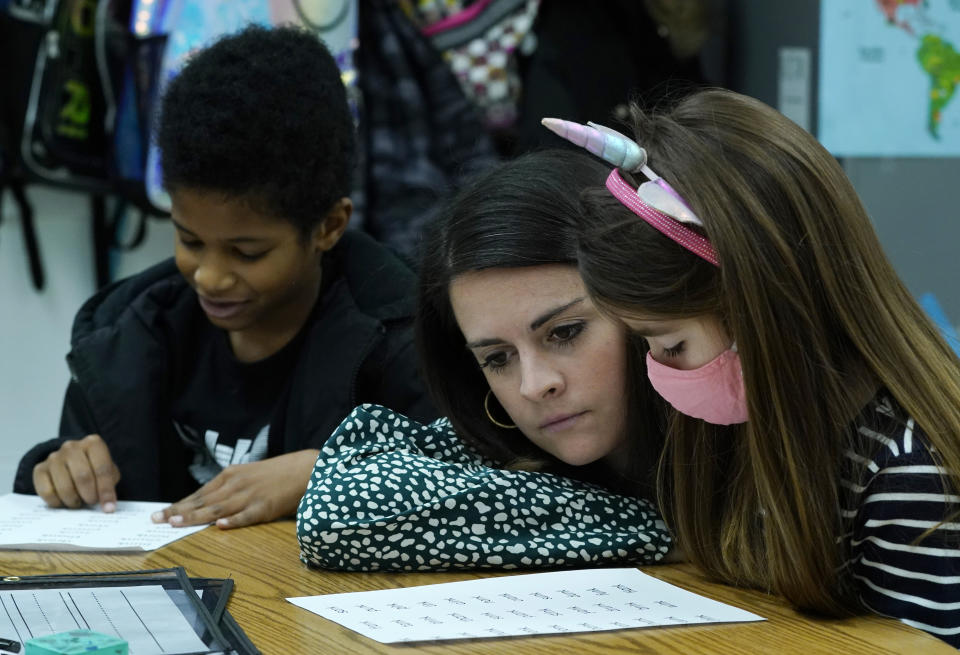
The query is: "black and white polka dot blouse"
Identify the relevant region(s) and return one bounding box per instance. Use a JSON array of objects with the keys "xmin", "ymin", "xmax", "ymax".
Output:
[{"xmin": 297, "ymin": 404, "xmax": 672, "ymax": 571}]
